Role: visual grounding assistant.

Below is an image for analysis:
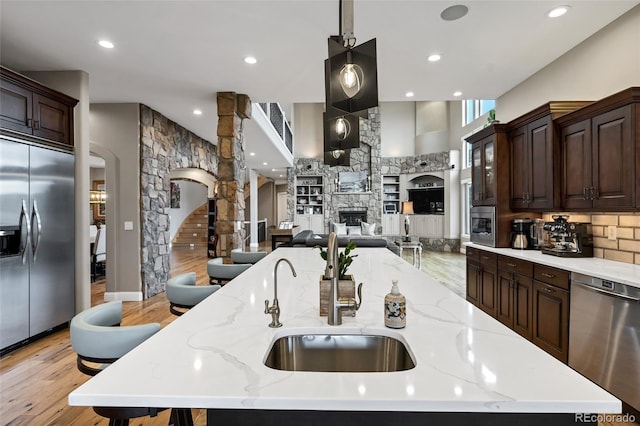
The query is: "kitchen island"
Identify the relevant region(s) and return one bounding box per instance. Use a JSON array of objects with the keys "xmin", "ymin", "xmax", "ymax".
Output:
[{"xmin": 69, "ymin": 247, "xmax": 619, "ymax": 425}]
